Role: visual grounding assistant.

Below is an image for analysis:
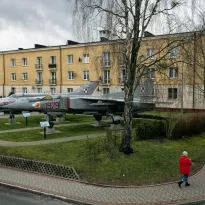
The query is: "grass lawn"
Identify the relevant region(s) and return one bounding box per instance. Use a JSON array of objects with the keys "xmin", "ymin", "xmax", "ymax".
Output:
[
  {"xmin": 0, "ymin": 114, "xmax": 99, "ymax": 130},
  {"xmin": 0, "ymin": 134, "xmax": 205, "ymax": 186},
  {"xmin": 0, "ymin": 124, "xmax": 106, "ymax": 142}
]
